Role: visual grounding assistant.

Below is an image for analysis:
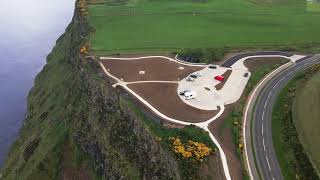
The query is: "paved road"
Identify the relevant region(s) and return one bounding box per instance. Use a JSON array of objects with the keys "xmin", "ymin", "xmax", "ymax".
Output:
[
  {"xmin": 221, "ymin": 51, "xmax": 293, "ymax": 67},
  {"xmin": 252, "ymin": 55, "xmax": 320, "ymax": 180}
]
